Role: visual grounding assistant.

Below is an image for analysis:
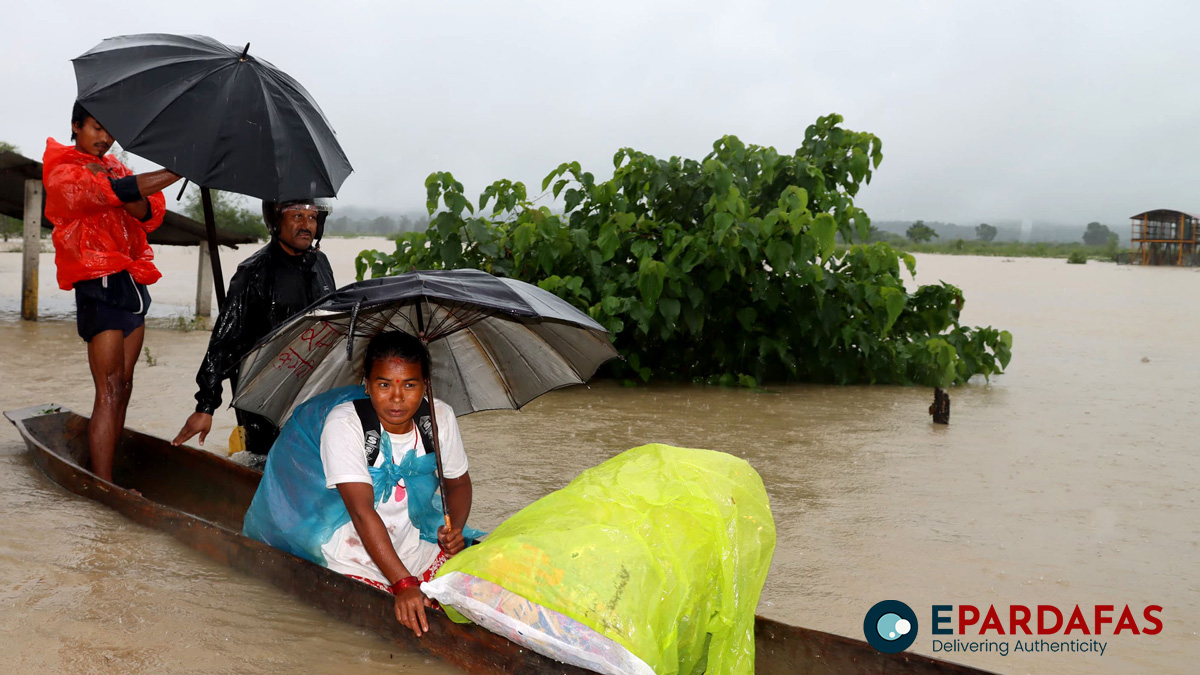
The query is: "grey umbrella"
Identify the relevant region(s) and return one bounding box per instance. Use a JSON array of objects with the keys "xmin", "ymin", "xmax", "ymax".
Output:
[{"xmin": 230, "ymin": 269, "xmax": 619, "ymax": 520}]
